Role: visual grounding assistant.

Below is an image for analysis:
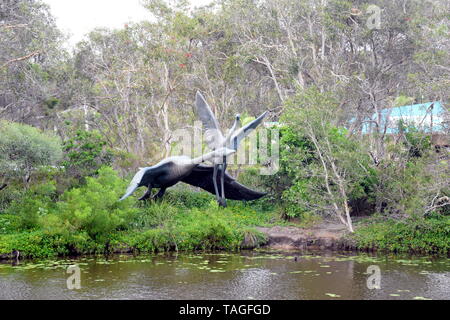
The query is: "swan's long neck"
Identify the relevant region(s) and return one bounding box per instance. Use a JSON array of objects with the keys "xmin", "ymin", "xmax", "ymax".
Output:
[{"xmin": 225, "ymin": 117, "xmax": 240, "ymax": 145}]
